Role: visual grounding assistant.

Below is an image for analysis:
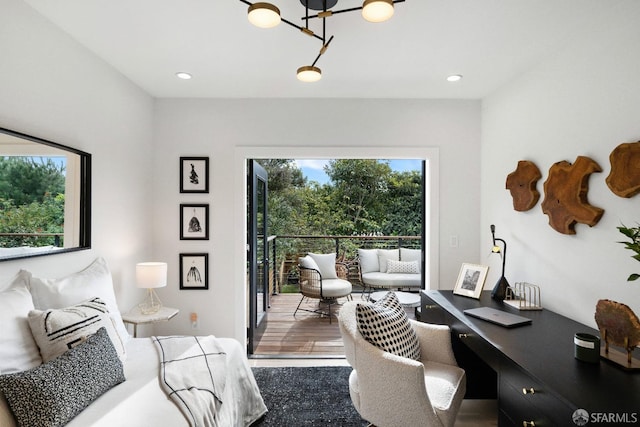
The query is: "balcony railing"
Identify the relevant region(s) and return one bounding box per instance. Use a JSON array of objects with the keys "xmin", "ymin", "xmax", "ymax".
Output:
[{"xmin": 267, "ymin": 235, "xmax": 421, "ymax": 294}]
